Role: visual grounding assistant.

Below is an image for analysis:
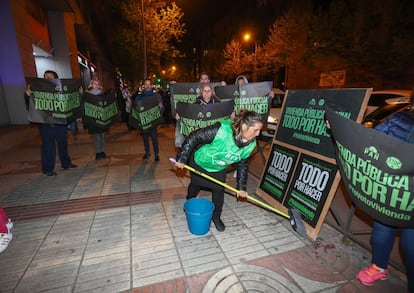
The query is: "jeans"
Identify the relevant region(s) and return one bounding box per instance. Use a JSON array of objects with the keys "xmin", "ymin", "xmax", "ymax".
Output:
[
  {"xmin": 371, "ymin": 221, "xmax": 414, "ymax": 292},
  {"xmin": 92, "ymin": 133, "xmax": 105, "ymax": 153},
  {"xmin": 40, "ymin": 124, "xmax": 72, "ymax": 171},
  {"xmin": 142, "ymin": 128, "xmax": 159, "ymax": 155}
]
